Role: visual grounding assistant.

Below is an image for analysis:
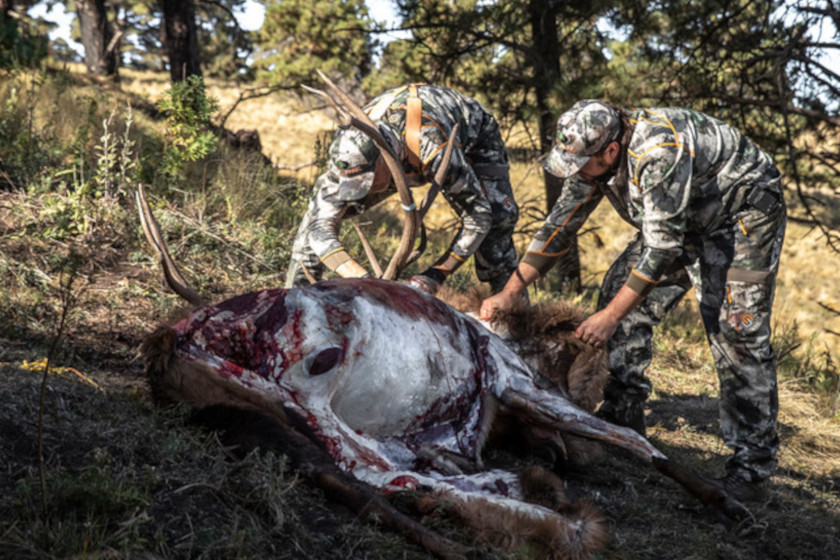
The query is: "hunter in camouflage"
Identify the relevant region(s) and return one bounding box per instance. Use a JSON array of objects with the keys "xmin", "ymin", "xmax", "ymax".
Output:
[
  {"xmin": 285, "ymin": 84, "xmax": 519, "ymax": 294},
  {"xmin": 480, "ymin": 100, "xmax": 785, "ymax": 500}
]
